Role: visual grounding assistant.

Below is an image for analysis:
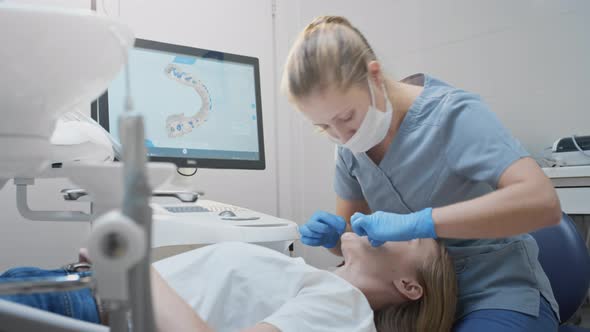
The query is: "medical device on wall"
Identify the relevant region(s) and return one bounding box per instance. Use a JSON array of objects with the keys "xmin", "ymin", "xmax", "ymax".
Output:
[
  {"xmin": 550, "ymin": 135, "xmax": 590, "ymax": 167},
  {"xmin": 92, "ymin": 39, "xmax": 266, "ymax": 170}
]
